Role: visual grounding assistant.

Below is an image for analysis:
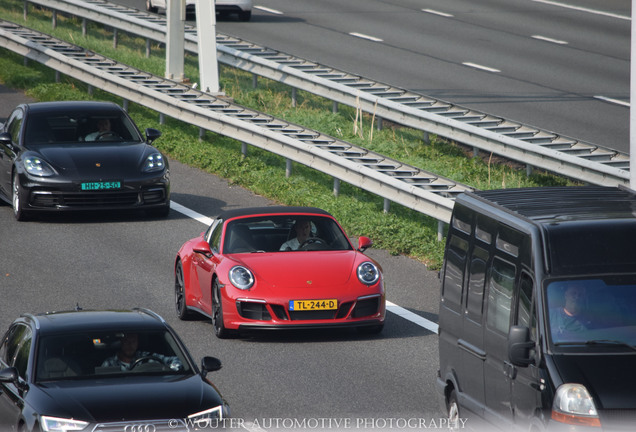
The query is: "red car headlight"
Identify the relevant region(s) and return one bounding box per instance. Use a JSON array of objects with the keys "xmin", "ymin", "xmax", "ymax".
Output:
[
  {"xmin": 357, "ymin": 262, "xmax": 380, "ymax": 285},
  {"xmin": 229, "ymin": 266, "xmax": 254, "ymax": 290}
]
